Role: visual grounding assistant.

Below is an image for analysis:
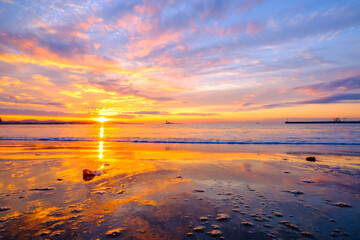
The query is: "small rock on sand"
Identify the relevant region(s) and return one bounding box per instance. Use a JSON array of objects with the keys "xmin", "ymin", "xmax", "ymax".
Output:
[
  {"xmin": 0, "ymin": 206, "xmax": 11, "ymax": 212},
  {"xmin": 280, "ymin": 221, "xmax": 299, "ymax": 231},
  {"xmin": 216, "ymin": 213, "xmax": 230, "ymax": 221},
  {"xmin": 94, "ymin": 191, "xmax": 106, "ymax": 195},
  {"xmin": 199, "ymin": 216, "xmax": 208, "ymax": 221},
  {"xmin": 274, "ymin": 212, "xmax": 283, "ymax": 217},
  {"xmin": 194, "ymin": 226, "xmax": 205, "ymax": 232},
  {"xmin": 211, "ymin": 224, "xmax": 220, "ymax": 229},
  {"xmin": 106, "ymin": 228, "xmax": 125, "ymax": 237},
  {"xmin": 333, "ymin": 202, "xmax": 352, "ymax": 207},
  {"xmin": 207, "ymin": 230, "xmax": 222, "ymax": 236},
  {"xmin": 302, "ymin": 179, "xmax": 316, "ymax": 183},
  {"xmin": 193, "ymin": 188, "xmax": 205, "ymax": 193},
  {"xmin": 29, "ymin": 187, "xmax": 56, "ymax": 191},
  {"xmin": 35, "ymin": 230, "xmax": 51, "ymax": 237},
  {"xmin": 71, "ymin": 208, "xmax": 83, "ymax": 213},
  {"xmin": 117, "ymin": 189, "xmax": 125, "ymax": 194},
  {"xmin": 302, "ymin": 231, "xmax": 311, "ymax": 236},
  {"xmin": 284, "ymin": 190, "xmax": 304, "ymax": 195},
  {"xmin": 241, "ymin": 221, "xmax": 253, "ymax": 226},
  {"xmin": 306, "ymin": 156, "xmax": 316, "ymax": 162},
  {"xmin": 50, "ymin": 230, "xmax": 65, "ymax": 237}
]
